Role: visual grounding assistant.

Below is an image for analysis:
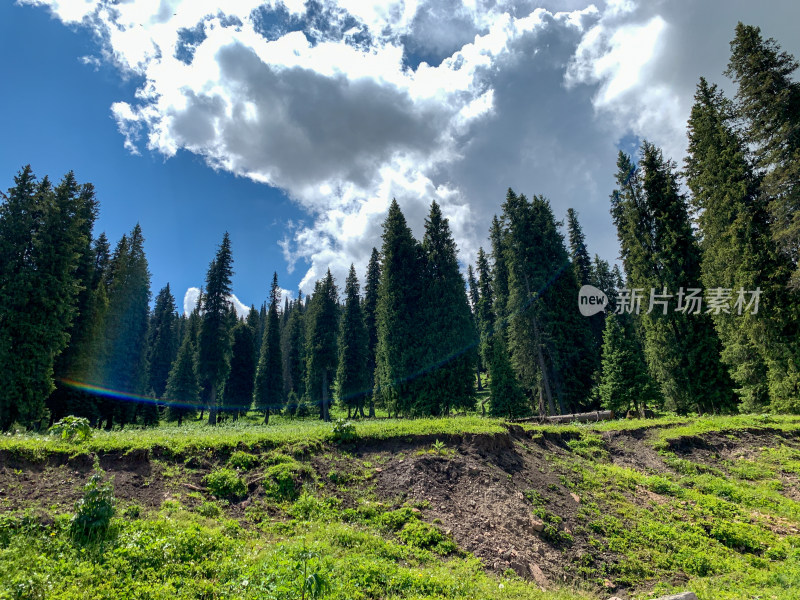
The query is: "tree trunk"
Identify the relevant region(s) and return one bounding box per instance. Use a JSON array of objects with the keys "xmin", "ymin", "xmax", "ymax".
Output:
[
  {"xmin": 368, "ymin": 394, "xmax": 375, "ymax": 418},
  {"xmin": 264, "ymin": 408, "xmax": 270, "ymax": 425}
]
